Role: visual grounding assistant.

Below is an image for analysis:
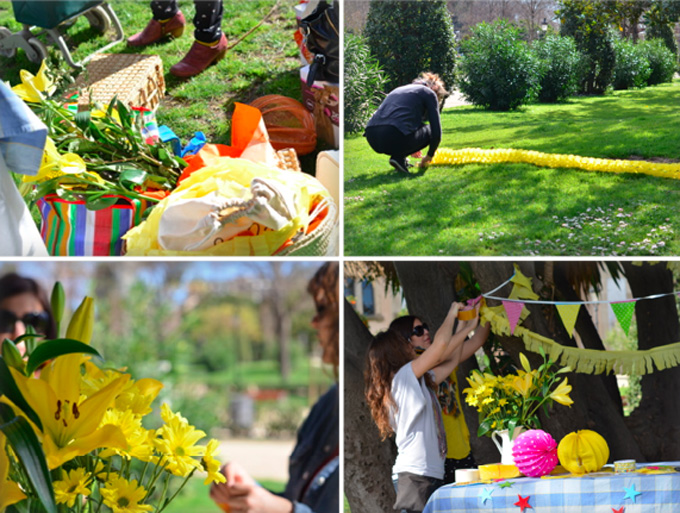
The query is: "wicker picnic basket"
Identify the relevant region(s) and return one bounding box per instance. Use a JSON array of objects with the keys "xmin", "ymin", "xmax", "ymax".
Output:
[
  {"xmin": 74, "ymin": 53, "xmax": 165, "ymax": 110},
  {"xmin": 277, "ymin": 199, "xmax": 337, "ymax": 256}
]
